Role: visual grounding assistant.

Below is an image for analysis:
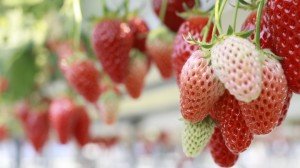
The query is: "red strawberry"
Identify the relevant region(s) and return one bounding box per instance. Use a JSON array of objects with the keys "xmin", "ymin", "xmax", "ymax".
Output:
[
  {"xmin": 152, "ymin": 0, "xmax": 195, "ymax": 32},
  {"xmin": 49, "ymin": 98, "xmax": 77, "ymax": 144},
  {"xmin": 146, "ymin": 27, "xmax": 174, "ymax": 79},
  {"xmin": 124, "ymin": 50, "xmax": 148, "ymax": 99},
  {"xmin": 172, "ymin": 16, "xmax": 213, "ymax": 83},
  {"xmin": 239, "ymin": 56, "xmax": 288, "ymax": 134},
  {"xmin": 73, "ymin": 106, "xmax": 90, "ymax": 147},
  {"xmin": 15, "ymin": 101, "xmax": 30, "ymax": 124},
  {"xmin": 0, "ymin": 76, "xmax": 8, "ymax": 93},
  {"xmin": 212, "ymin": 91, "xmax": 253, "ymax": 154},
  {"xmin": 180, "ymin": 50, "xmax": 224, "ymax": 123},
  {"xmin": 209, "ymin": 127, "xmax": 239, "ymax": 167},
  {"xmin": 25, "ymin": 110, "xmax": 49, "ymax": 153},
  {"xmin": 92, "ymin": 20, "xmax": 133, "ymax": 83},
  {"xmin": 0, "ymin": 125, "xmax": 8, "ymax": 141},
  {"xmin": 277, "ymin": 89, "xmax": 293, "ymax": 126},
  {"xmin": 65, "ymin": 59, "xmax": 101, "ymax": 103},
  {"xmin": 266, "ymin": 0, "xmax": 300, "ymax": 93},
  {"xmin": 241, "ymin": 9, "xmax": 272, "ymax": 49},
  {"xmin": 129, "ymin": 17, "xmax": 149, "ymax": 52}
]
